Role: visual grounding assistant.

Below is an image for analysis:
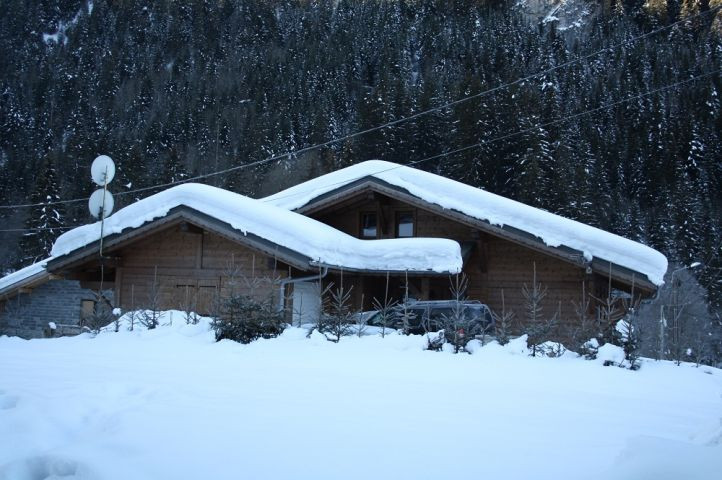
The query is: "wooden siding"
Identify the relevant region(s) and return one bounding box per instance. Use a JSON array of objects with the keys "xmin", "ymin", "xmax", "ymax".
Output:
[
  {"xmin": 112, "ymin": 224, "xmax": 287, "ymax": 314},
  {"xmin": 311, "ymin": 193, "xmax": 619, "ymax": 335}
]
